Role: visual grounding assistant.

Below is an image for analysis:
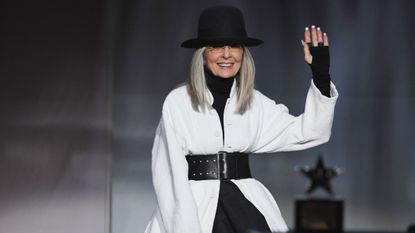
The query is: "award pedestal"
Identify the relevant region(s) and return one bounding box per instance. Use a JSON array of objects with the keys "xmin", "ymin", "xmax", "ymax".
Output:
[{"xmin": 295, "ymin": 195, "xmax": 344, "ymax": 233}]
